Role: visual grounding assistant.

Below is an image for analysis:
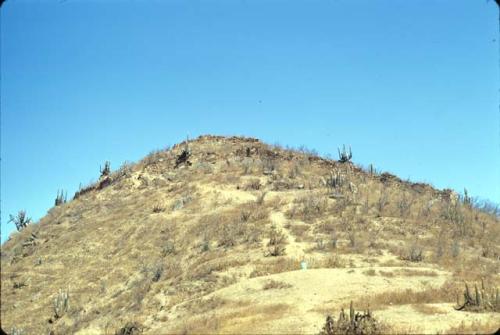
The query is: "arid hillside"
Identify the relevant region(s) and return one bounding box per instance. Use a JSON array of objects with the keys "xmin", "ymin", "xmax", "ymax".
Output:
[{"xmin": 1, "ymin": 135, "xmax": 499, "ymax": 335}]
